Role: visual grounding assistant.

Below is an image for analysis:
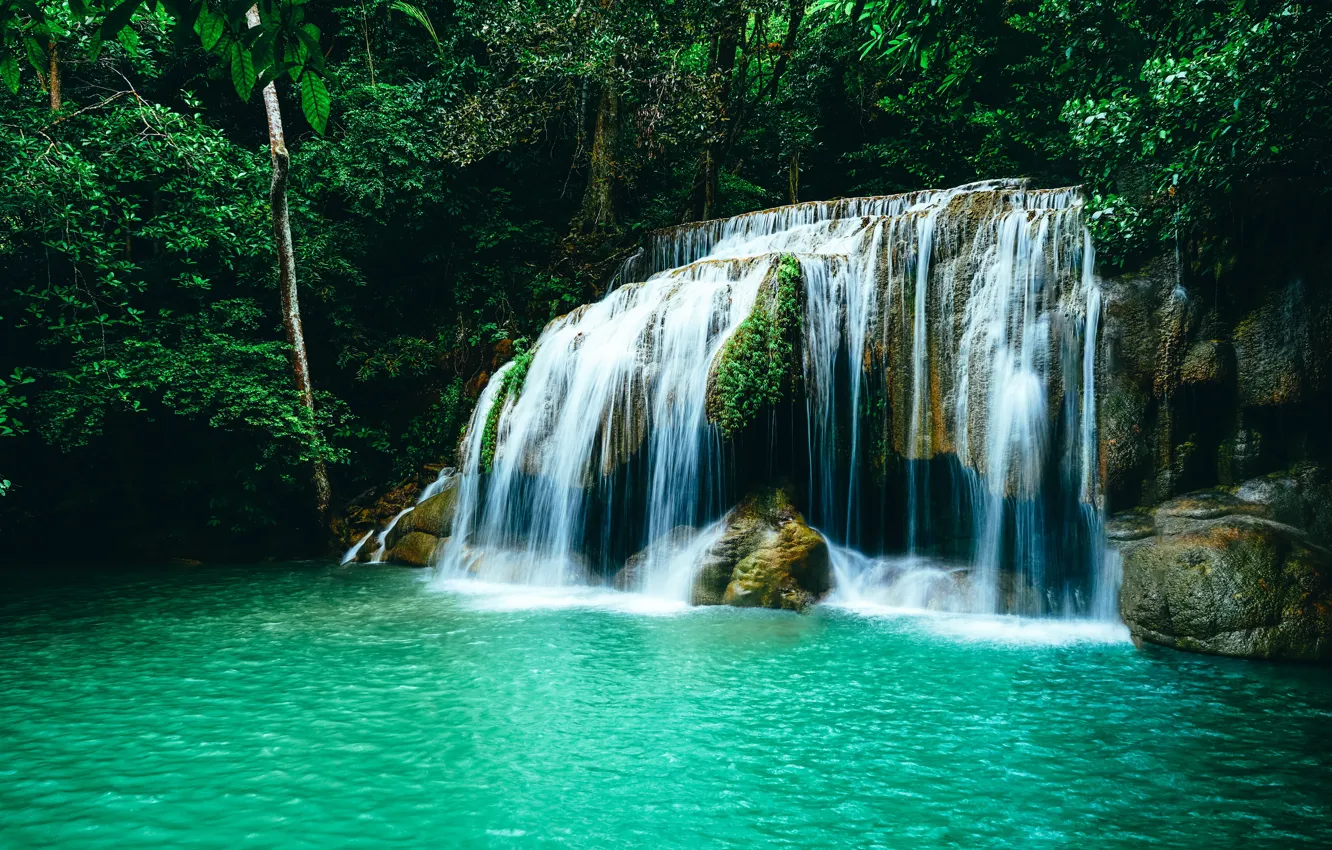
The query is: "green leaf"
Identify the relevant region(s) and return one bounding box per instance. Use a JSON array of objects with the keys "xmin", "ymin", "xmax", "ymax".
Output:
[
  {"xmin": 230, "ymin": 41, "xmax": 256, "ymax": 101},
  {"xmin": 298, "ymin": 70, "xmax": 330, "ymax": 134},
  {"xmin": 23, "ymin": 37, "xmax": 45, "ymax": 73},
  {"xmin": 194, "ymin": 4, "xmax": 225, "ymax": 53},
  {"xmin": 294, "ymin": 25, "xmax": 324, "ymax": 70},
  {"xmin": 117, "ymin": 26, "xmax": 139, "ymax": 54},
  {"xmin": 0, "ymin": 56, "xmax": 18, "ymax": 94},
  {"xmin": 100, "ymin": 0, "xmax": 143, "ymax": 41}
]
